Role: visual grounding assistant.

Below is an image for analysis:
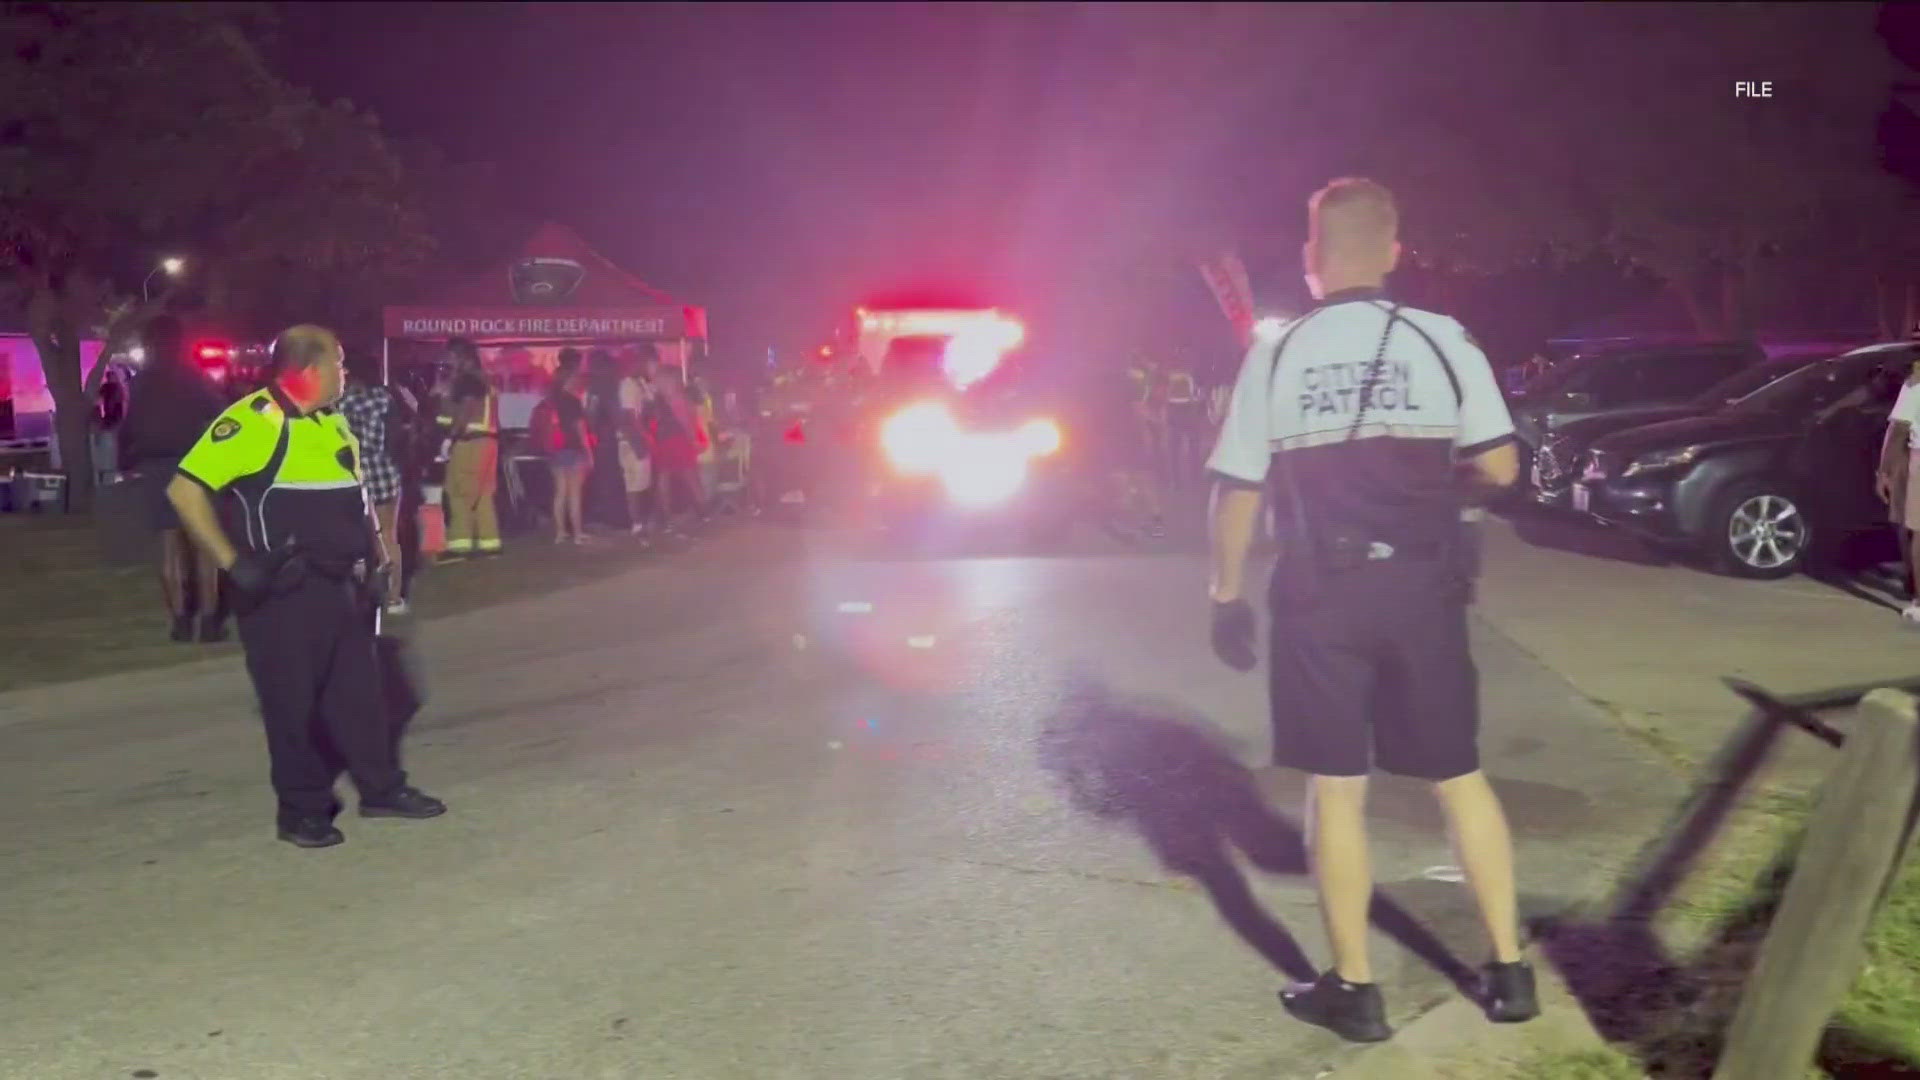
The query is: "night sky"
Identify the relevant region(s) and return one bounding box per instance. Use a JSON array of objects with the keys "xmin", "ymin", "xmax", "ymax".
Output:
[{"xmin": 278, "ymin": 3, "xmax": 1920, "ymax": 366}]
